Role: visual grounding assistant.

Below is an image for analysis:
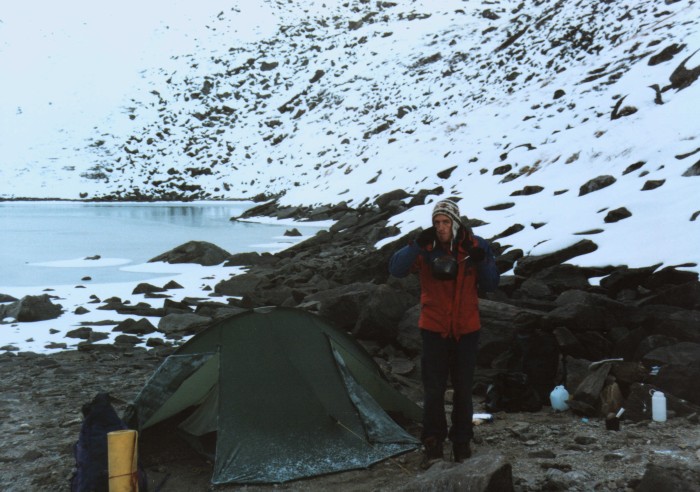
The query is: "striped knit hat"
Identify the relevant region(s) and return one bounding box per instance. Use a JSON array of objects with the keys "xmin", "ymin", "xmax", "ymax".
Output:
[{"xmin": 432, "ymin": 199, "xmax": 462, "ymax": 241}]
